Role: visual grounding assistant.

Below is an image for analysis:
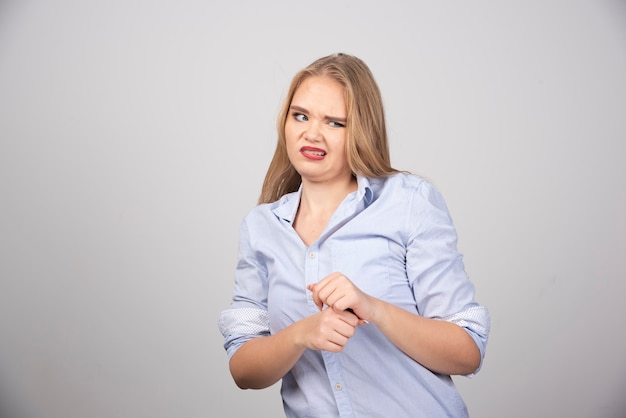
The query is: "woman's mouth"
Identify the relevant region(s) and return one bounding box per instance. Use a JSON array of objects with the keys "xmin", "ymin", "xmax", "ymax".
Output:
[{"xmin": 301, "ymin": 147, "xmax": 326, "ymax": 160}]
